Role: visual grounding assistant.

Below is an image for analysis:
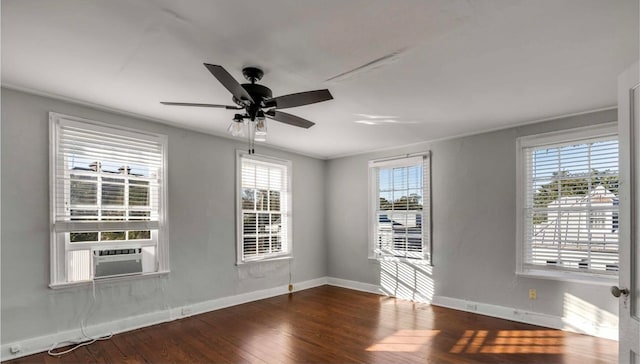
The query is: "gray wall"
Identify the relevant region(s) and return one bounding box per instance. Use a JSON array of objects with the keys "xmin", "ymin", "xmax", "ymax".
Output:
[
  {"xmin": 326, "ymin": 109, "xmax": 619, "ymax": 321},
  {"xmin": 1, "ymin": 88, "xmax": 327, "ymax": 344},
  {"xmin": 1, "ymin": 86, "xmax": 619, "ymax": 347}
]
